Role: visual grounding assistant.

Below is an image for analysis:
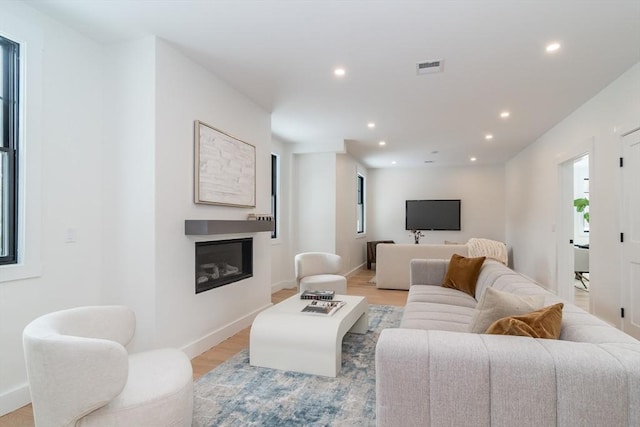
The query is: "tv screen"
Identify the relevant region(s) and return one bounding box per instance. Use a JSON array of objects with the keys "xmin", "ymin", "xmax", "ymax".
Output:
[{"xmin": 405, "ymin": 199, "xmax": 461, "ymax": 231}]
